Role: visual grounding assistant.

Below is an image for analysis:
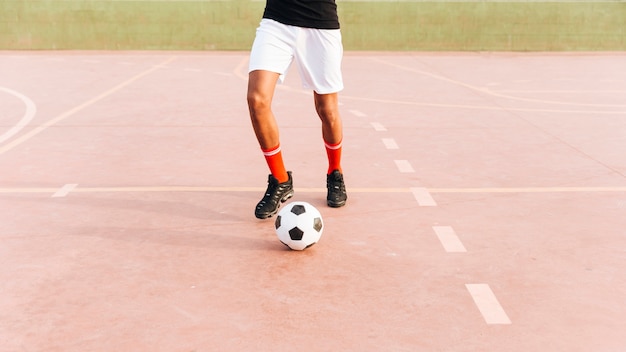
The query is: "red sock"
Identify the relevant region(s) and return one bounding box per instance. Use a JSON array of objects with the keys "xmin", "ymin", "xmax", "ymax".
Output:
[
  {"xmin": 262, "ymin": 144, "xmax": 289, "ymax": 183},
  {"xmin": 325, "ymin": 139, "xmax": 343, "ymax": 175}
]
